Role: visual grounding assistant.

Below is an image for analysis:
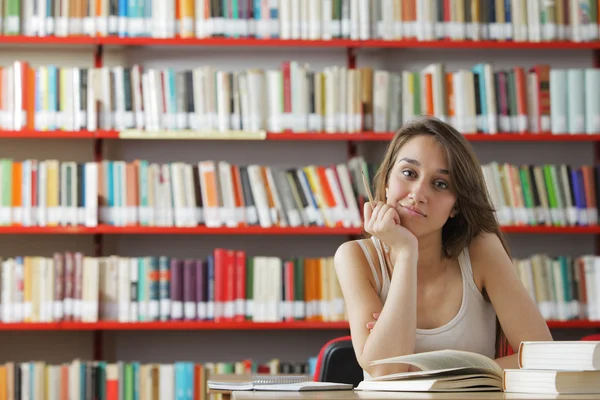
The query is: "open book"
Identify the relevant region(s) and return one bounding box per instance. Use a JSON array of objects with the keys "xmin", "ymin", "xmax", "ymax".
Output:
[
  {"xmin": 207, "ymin": 374, "xmax": 353, "ymax": 392},
  {"xmin": 355, "ymin": 349, "xmax": 504, "ymax": 392}
]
